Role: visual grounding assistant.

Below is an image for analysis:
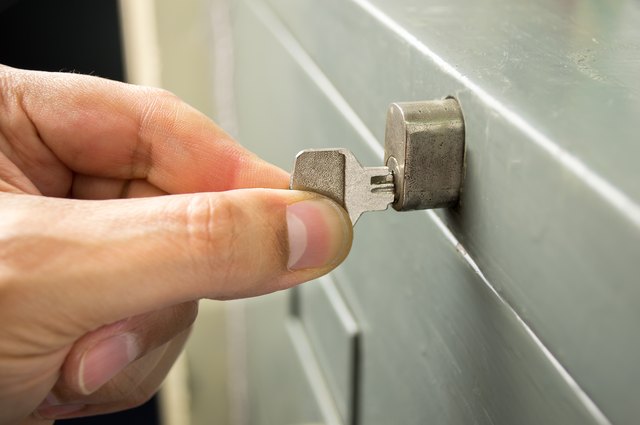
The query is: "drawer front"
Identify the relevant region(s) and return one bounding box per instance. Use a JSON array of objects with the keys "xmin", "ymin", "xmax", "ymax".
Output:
[
  {"xmin": 294, "ymin": 276, "xmax": 359, "ymax": 425},
  {"xmin": 245, "ymin": 292, "xmax": 327, "ymax": 425},
  {"xmin": 230, "ymin": 0, "xmax": 640, "ymax": 424}
]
